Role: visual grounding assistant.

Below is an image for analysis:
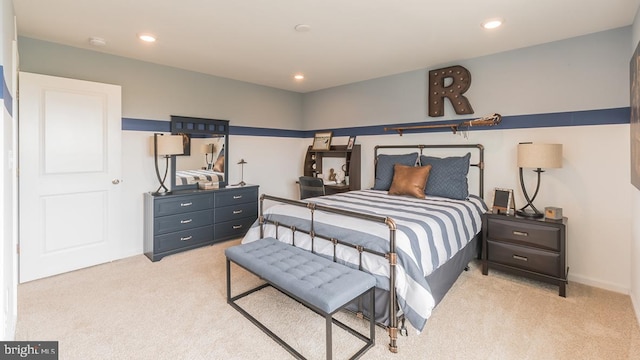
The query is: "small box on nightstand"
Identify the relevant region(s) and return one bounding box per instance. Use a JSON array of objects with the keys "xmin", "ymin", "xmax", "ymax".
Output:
[{"xmin": 545, "ymin": 206, "xmax": 563, "ymax": 220}]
